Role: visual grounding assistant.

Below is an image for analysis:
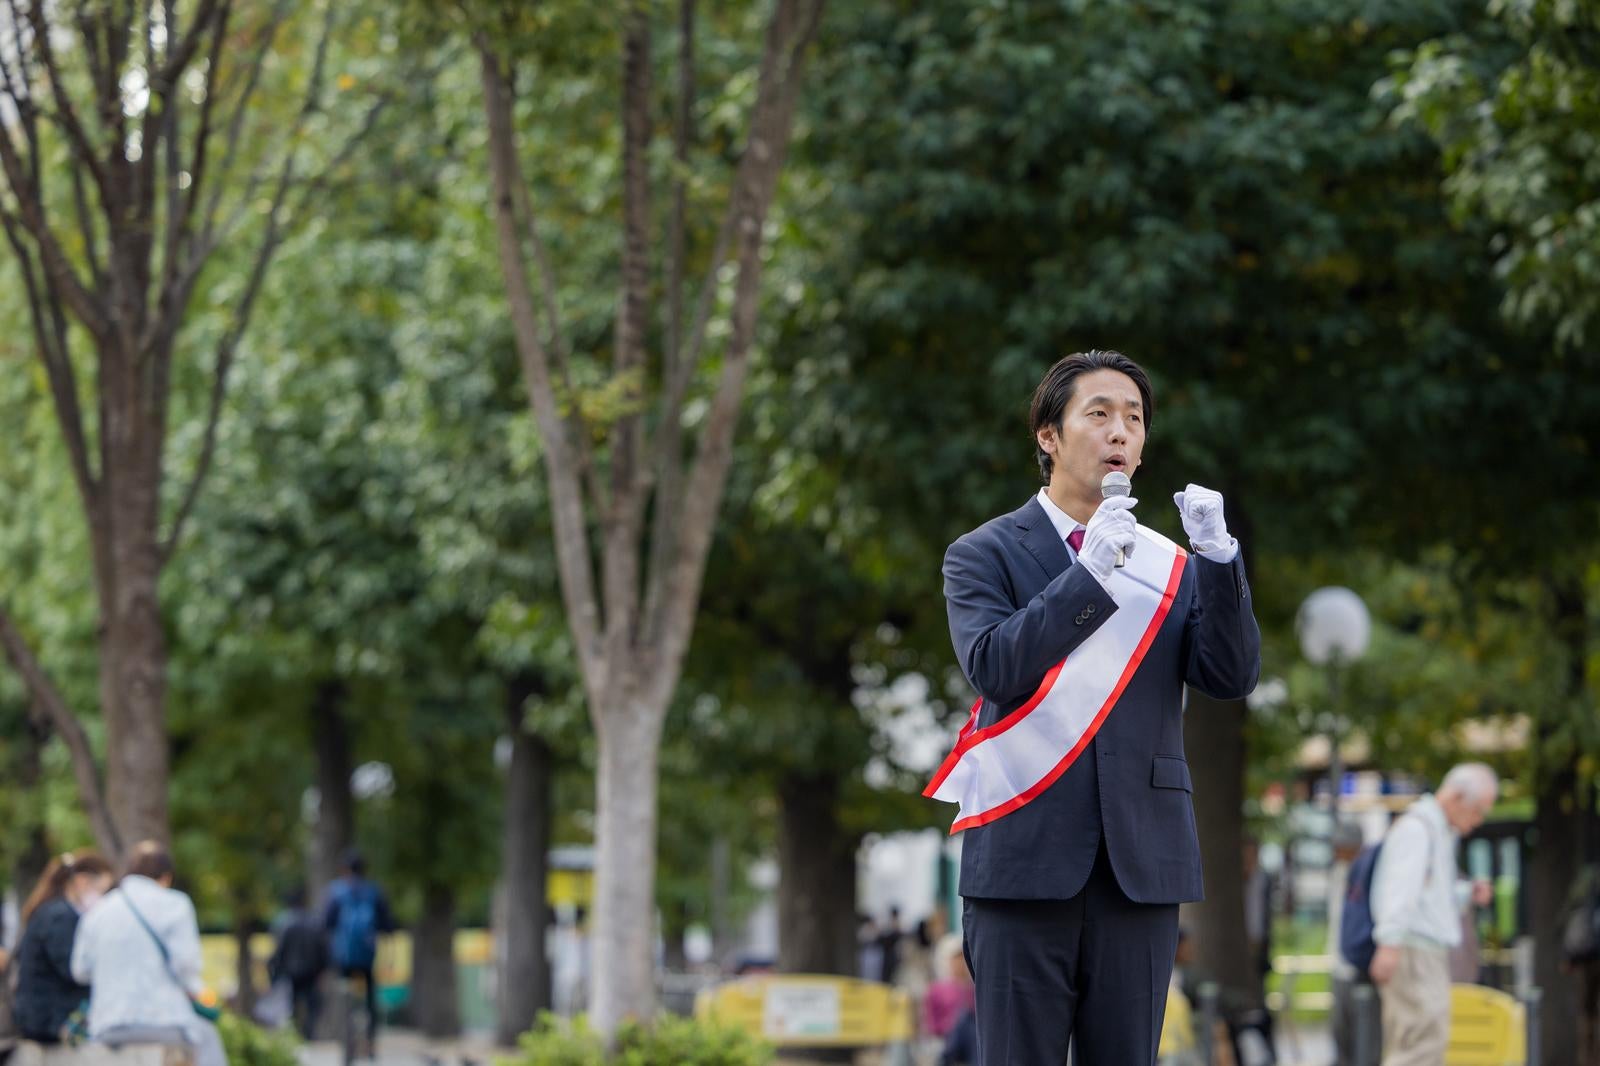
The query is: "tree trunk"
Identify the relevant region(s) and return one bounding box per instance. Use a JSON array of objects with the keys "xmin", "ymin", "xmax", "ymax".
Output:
[
  {"xmin": 1532, "ymin": 749, "xmax": 1581, "ymax": 1062},
  {"xmin": 495, "ymin": 677, "xmax": 552, "ymax": 1046},
  {"xmin": 777, "ymin": 771, "xmax": 858, "ymax": 976},
  {"xmin": 1182, "ymin": 689, "xmax": 1260, "ymax": 1007},
  {"xmin": 99, "ymin": 520, "xmax": 170, "ymax": 847},
  {"xmin": 1530, "ymin": 575, "xmax": 1591, "ymax": 1062},
  {"xmin": 413, "ymin": 883, "xmax": 461, "ymax": 1039},
  {"xmin": 310, "ymin": 680, "xmax": 355, "ymax": 906},
  {"xmin": 590, "ymin": 703, "xmax": 664, "ymax": 1035},
  {"xmin": 234, "ymin": 909, "xmax": 259, "ymax": 1016}
]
